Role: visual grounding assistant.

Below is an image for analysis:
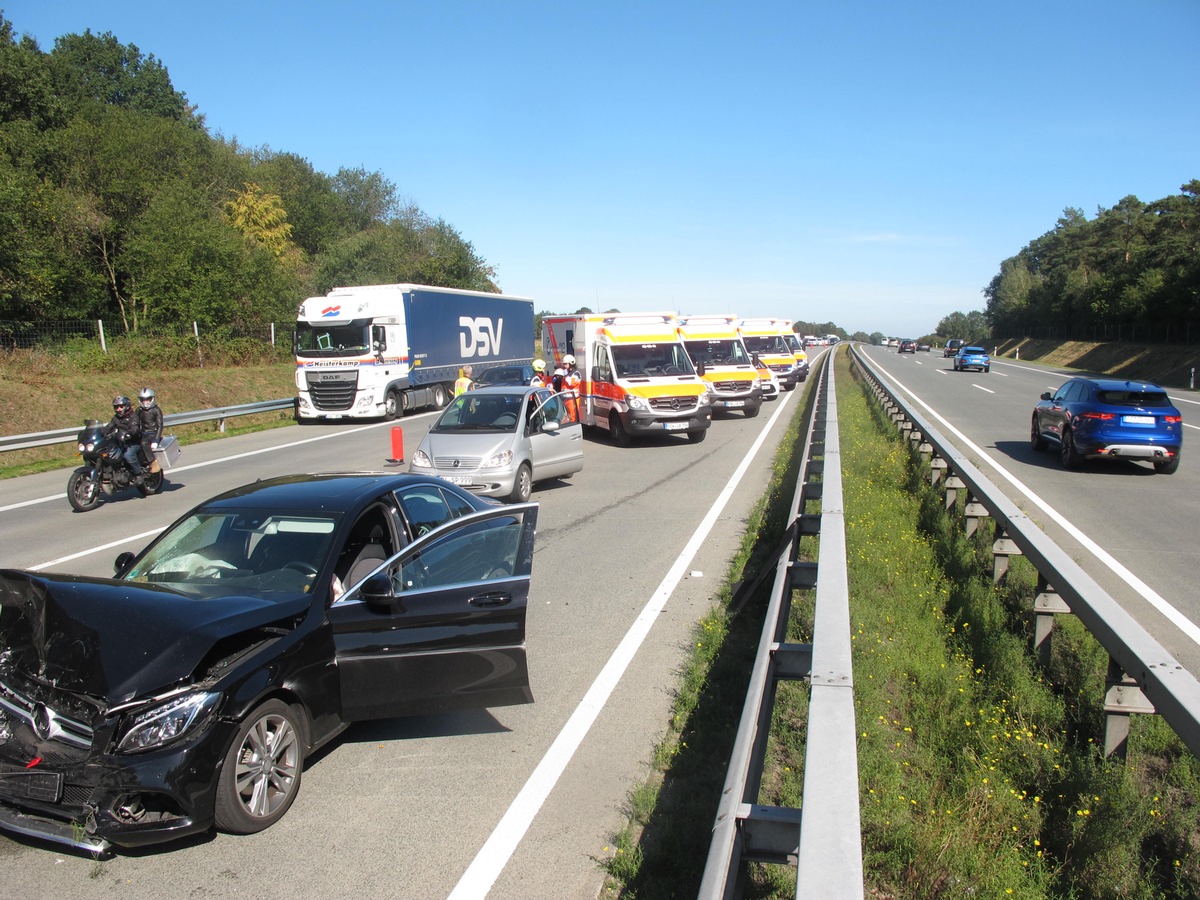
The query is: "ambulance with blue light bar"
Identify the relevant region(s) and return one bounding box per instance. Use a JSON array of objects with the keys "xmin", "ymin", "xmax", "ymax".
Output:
[
  {"xmin": 676, "ymin": 315, "xmax": 763, "ymax": 418},
  {"xmin": 294, "ymin": 283, "xmax": 534, "ymax": 421},
  {"xmin": 737, "ymin": 317, "xmax": 808, "ymax": 391},
  {"xmin": 541, "ymin": 312, "xmax": 712, "ymax": 446}
]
